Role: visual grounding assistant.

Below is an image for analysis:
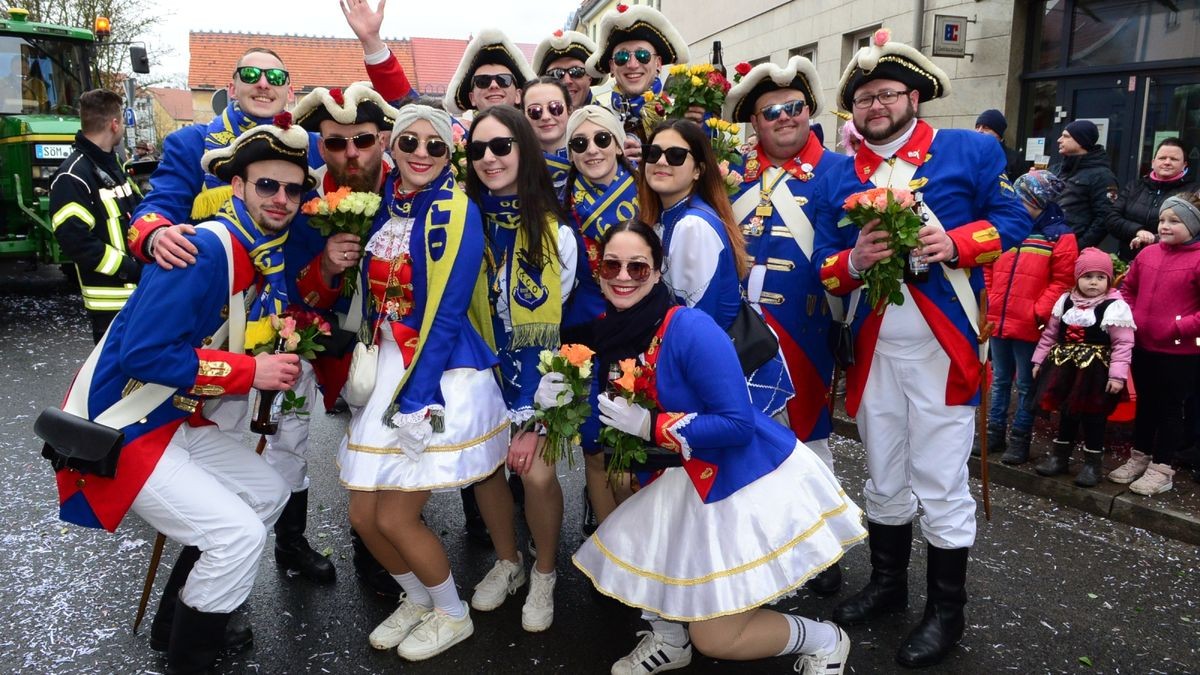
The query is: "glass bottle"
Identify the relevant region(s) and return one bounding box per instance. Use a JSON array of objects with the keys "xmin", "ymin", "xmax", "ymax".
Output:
[{"xmin": 249, "ymin": 336, "xmax": 286, "ymax": 435}]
